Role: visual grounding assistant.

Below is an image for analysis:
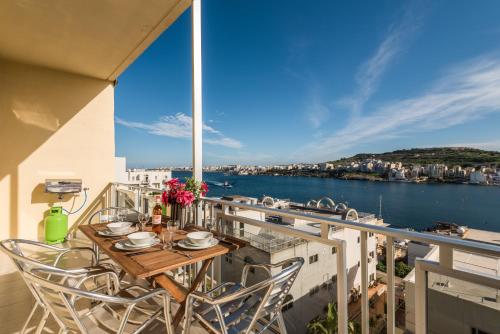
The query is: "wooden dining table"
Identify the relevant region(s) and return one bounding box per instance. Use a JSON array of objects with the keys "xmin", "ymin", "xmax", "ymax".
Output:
[{"xmin": 79, "ymin": 223, "xmax": 246, "ymax": 328}]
